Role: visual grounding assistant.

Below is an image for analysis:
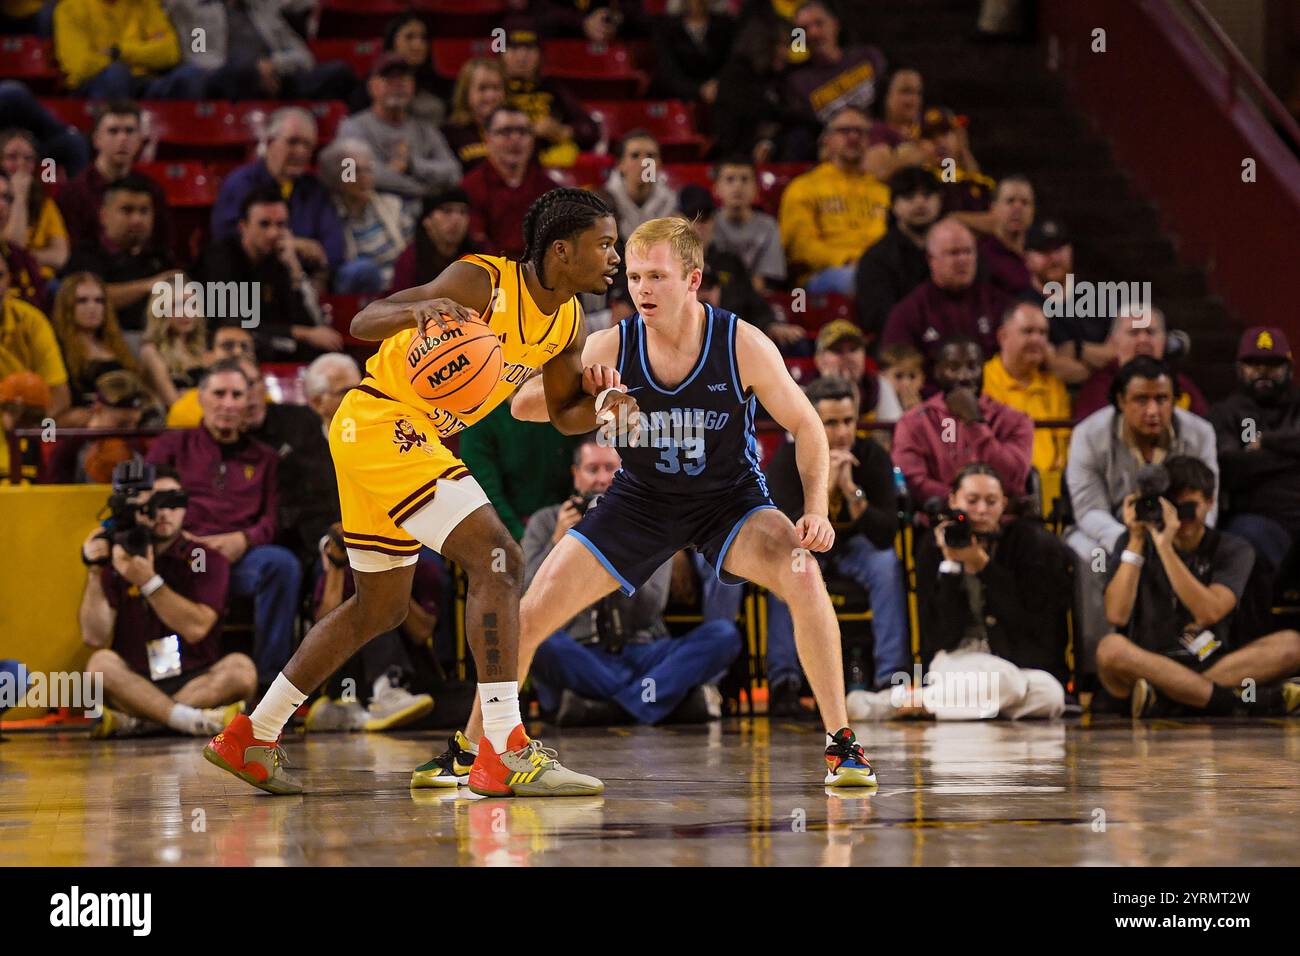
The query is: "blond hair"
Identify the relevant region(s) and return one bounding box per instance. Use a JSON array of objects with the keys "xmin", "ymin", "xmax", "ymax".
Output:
[
  {"xmin": 625, "ymin": 216, "xmax": 703, "ymax": 277},
  {"xmin": 50, "ymin": 273, "xmax": 137, "ymax": 383},
  {"xmin": 449, "ymin": 57, "xmax": 507, "ymax": 126},
  {"xmin": 143, "ymin": 280, "xmax": 208, "ymax": 380}
]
